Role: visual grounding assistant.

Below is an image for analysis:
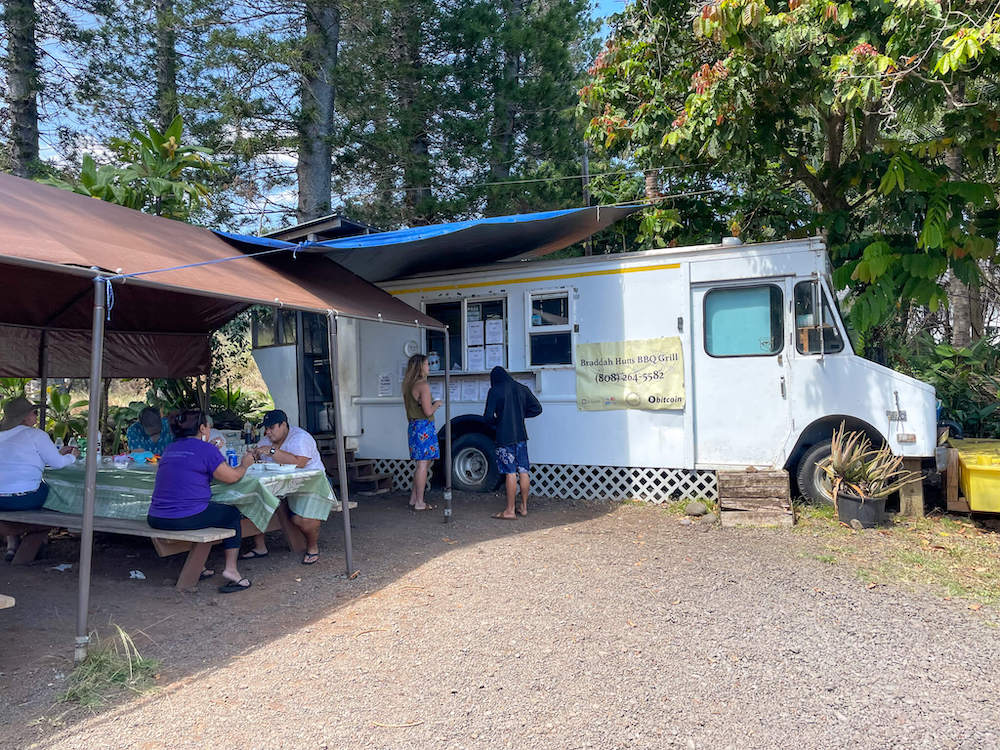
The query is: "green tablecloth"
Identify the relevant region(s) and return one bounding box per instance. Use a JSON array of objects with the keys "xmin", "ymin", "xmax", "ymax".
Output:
[{"xmin": 42, "ymin": 463, "xmax": 338, "ymax": 530}]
